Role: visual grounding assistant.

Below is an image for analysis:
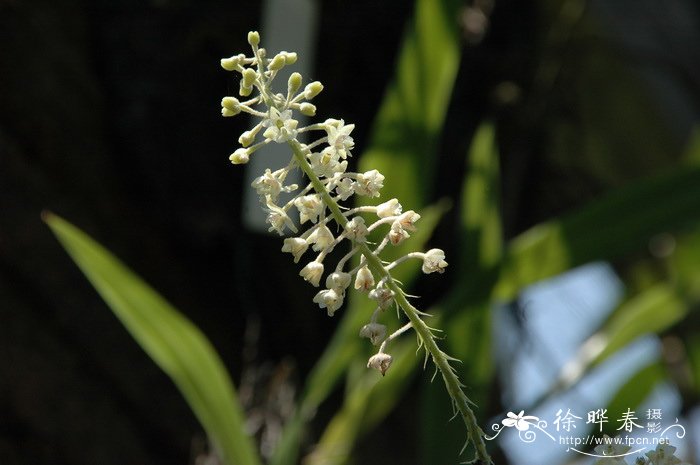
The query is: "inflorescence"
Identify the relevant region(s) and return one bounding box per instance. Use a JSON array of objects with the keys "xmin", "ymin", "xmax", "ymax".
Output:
[
  {"xmin": 220, "ymin": 31, "xmax": 447, "ymax": 376},
  {"xmin": 220, "ymin": 31, "xmax": 492, "ymax": 464}
]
